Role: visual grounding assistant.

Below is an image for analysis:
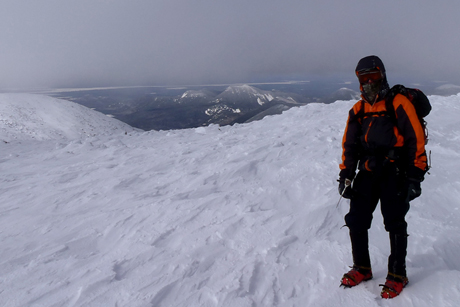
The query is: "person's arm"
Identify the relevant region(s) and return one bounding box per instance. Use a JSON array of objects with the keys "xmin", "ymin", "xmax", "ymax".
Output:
[
  {"xmin": 339, "ymin": 101, "xmax": 364, "ymax": 180},
  {"xmin": 393, "ymin": 94, "xmax": 428, "ymax": 180}
]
